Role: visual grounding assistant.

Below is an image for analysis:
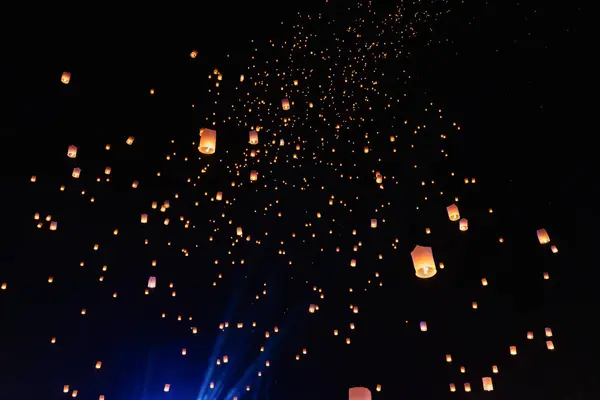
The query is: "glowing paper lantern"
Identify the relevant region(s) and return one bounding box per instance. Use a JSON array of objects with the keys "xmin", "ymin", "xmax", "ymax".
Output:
[
  {"xmin": 349, "ymin": 387, "xmax": 371, "ymax": 400},
  {"xmin": 459, "ymin": 218, "xmax": 468, "ymax": 231},
  {"xmin": 126, "ymin": 136, "xmax": 135, "ymax": 145},
  {"xmin": 72, "ymin": 168, "xmax": 81, "ymax": 178},
  {"xmin": 237, "ymin": 227, "xmax": 243, "ymax": 236},
  {"xmin": 446, "ymin": 204, "xmax": 460, "ymax": 221},
  {"xmin": 420, "ymin": 321, "xmax": 428, "ymax": 331},
  {"xmin": 141, "ymin": 214, "xmax": 148, "ymax": 224},
  {"xmin": 537, "ymin": 228, "xmax": 550, "ymax": 244},
  {"xmin": 482, "ymin": 377, "xmax": 494, "ymax": 391},
  {"xmin": 411, "ymin": 245, "xmax": 437, "ymax": 279},
  {"xmin": 370, "ymin": 219, "xmax": 377, "ymax": 228},
  {"xmin": 281, "ymin": 98, "xmax": 290, "ymax": 110},
  {"xmin": 199, "ymin": 128, "xmax": 217, "ymax": 154},
  {"xmin": 61, "ymin": 71, "xmax": 71, "ymax": 84},
  {"xmin": 250, "ymin": 170, "xmax": 258, "ymax": 181},
  {"xmin": 249, "ymin": 130, "xmax": 259, "ymax": 144},
  {"xmin": 216, "ymin": 191, "xmax": 223, "ymax": 201},
  {"xmin": 148, "ymin": 276, "xmax": 156, "ymax": 288},
  {"xmin": 67, "ymin": 145, "xmax": 78, "ymax": 158}
]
